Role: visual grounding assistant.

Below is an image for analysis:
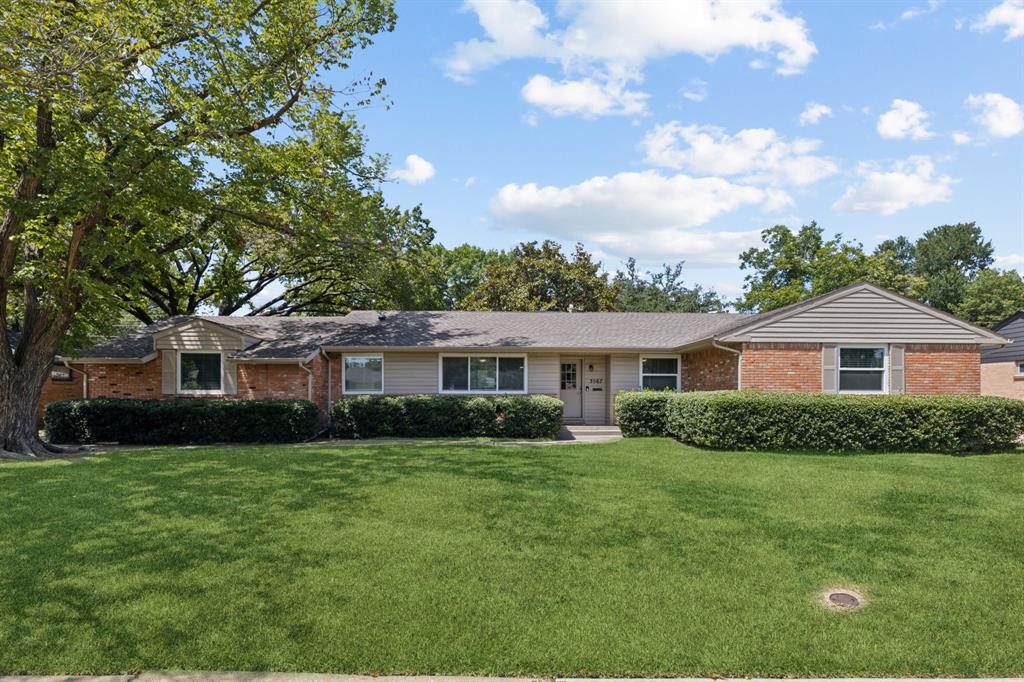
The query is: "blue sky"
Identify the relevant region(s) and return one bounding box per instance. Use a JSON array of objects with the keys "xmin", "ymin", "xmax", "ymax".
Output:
[{"xmin": 339, "ymin": 0, "xmax": 1023, "ymax": 297}]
